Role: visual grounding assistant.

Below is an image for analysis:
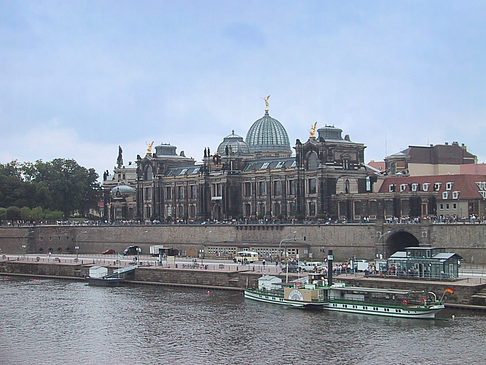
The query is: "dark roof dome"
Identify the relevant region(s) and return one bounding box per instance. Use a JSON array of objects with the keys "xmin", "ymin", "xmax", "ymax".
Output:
[
  {"xmin": 246, "ymin": 110, "xmax": 291, "ymax": 153},
  {"xmin": 155, "ymin": 143, "xmax": 177, "ymax": 156},
  {"xmin": 111, "ymin": 184, "xmax": 136, "ymax": 196},
  {"xmin": 317, "ymin": 125, "xmax": 343, "ymax": 141},
  {"xmin": 217, "ymin": 131, "xmax": 250, "ymax": 155}
]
